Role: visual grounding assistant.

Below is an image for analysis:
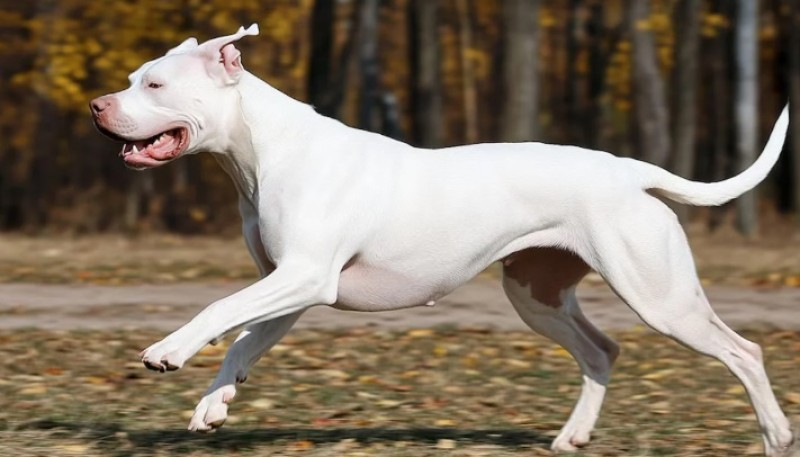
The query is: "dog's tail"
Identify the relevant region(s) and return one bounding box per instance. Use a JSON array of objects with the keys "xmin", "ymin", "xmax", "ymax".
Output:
[{"xmin": 626, "ymin": 104, "xmax": 788, "ymax": 206}]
